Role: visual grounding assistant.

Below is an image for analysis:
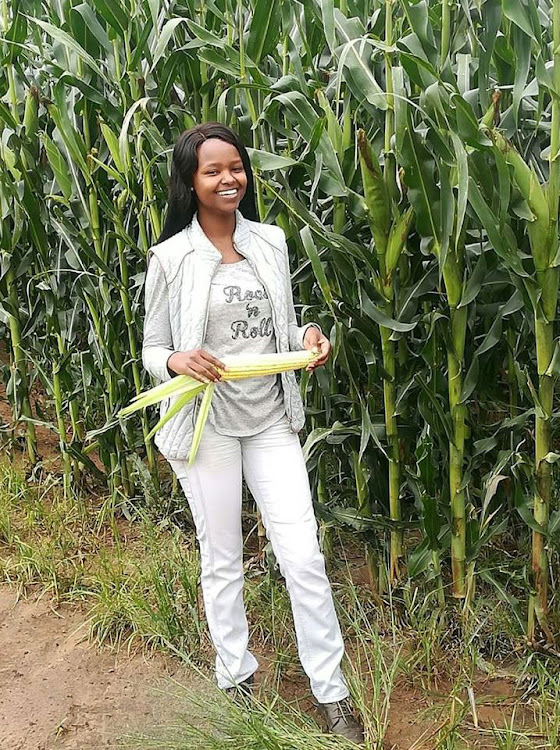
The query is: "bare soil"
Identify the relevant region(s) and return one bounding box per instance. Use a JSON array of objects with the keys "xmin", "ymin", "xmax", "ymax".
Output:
[{"xmin": 0, "ymin": 585, "xmax": 215, "ymax": 750}]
